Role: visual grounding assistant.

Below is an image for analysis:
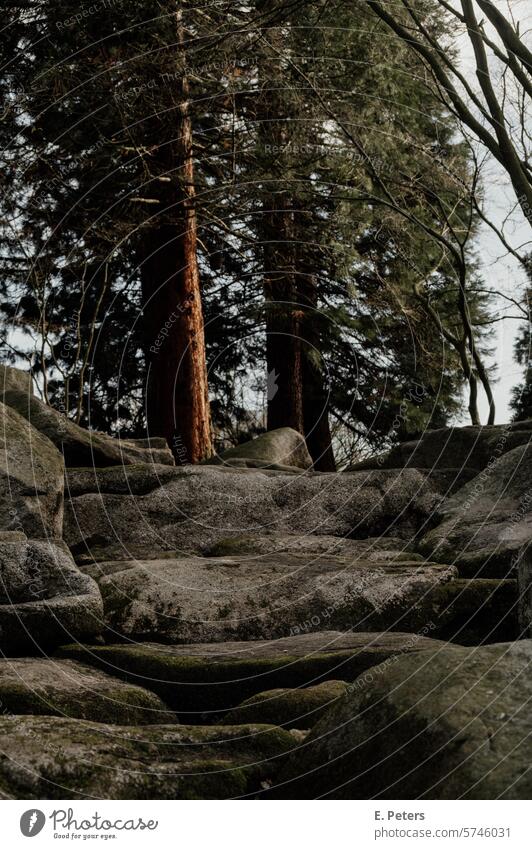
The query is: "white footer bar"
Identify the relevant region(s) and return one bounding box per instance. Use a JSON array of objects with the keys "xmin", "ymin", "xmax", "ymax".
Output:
[{"xmin": 2, "ymin": 800, "xmax": 529, "ymax": 848}]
